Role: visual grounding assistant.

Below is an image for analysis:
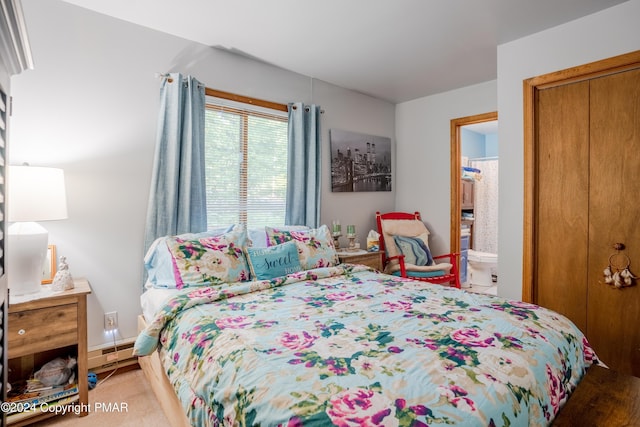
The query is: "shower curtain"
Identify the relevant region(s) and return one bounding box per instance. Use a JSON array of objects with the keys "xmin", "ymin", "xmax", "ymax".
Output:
[{"xmin": 470, "ymin": 159, "xmax": 498, "ymax": 254}]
